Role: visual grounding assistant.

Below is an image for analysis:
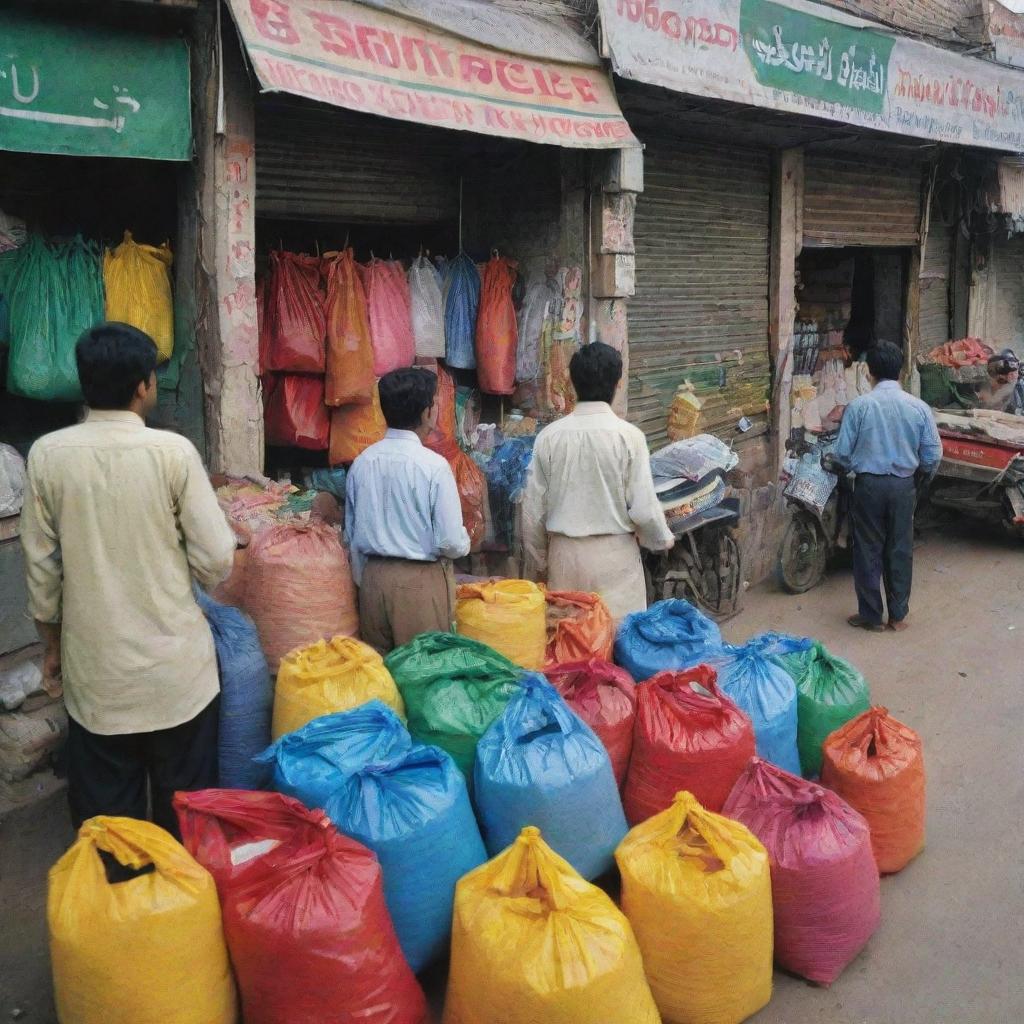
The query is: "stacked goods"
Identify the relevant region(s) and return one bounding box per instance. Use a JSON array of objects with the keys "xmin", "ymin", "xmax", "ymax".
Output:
[
  {"xmin": 455, "ymin": 579, "xmax": 546, "ymax": 670},
  {"xmin": 475, "ymin": 254, "xmax": 518, "ymax": 395},
  {"xmin": 723, "ymin": 758, "xmax": 881, "ymax": 985},
  {"xmin": 329, "ymin": 381, "xmax": 387, "ymax": 465},
  {"xmin": 271, "ymin": 636, "xmax": 404, "ymax": 739},
  {"xmin": 616, "ymin": 791, "xmax": 773, "ymax": 1024},
  {"xmin": 443, "ymin": 251, "xmax": 480, "ymax": 369},
  {"xmin": 424, "ymin": 429, "xmax": 487, "ymax": 549},
  {"xmin": 614, "ymin": 599, "xmax": 723, "ymax": 682},
  {"xmin": 361, "ymin": 257, "xmax": 415, "ymax": 375},
  {"xmin": 0, "ymin": 656, "xmax": 67, "ymax": 783},
  {"xmin": 244, "ymin": 522, "xmax": 358, "ymax": 670},
  {"xmin": 474, "ymin": 675, "xmax": 627, "ymax": 879},
  {"xmin": 443, "ymin": 826, "xmax": 660, "ymax": 1024},
  {"xmin": 821, "ymin": 706, "xmax": 926, "ymax": 873},
  {"xmin": 48, "ymin": 817, "xmax": 236, "ymax": 1024},
  {"xmin": 324, "ymin": 743, "xmax": 487, "ymax": 972},
  {"xmin": 103, "ymin": 231, "xmax": 174, "ymax": 361},
  {"xmin": 624, "ymin": 666, "xmax": 755, "ymax": 824},
  {"xmin": 322, "ymin": 248, "xmax": 375, "ymax": 406},
  {"xmin": 176, "ymin": 790, "xmax": 426, "ymax": 1024},
  {"xmin": 544, "ymin": 590, "xmax": 615, "ymax": 664},
  {"xmin": 546, "ymin": 659, "xmax": 636, "ymax": 788}
]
